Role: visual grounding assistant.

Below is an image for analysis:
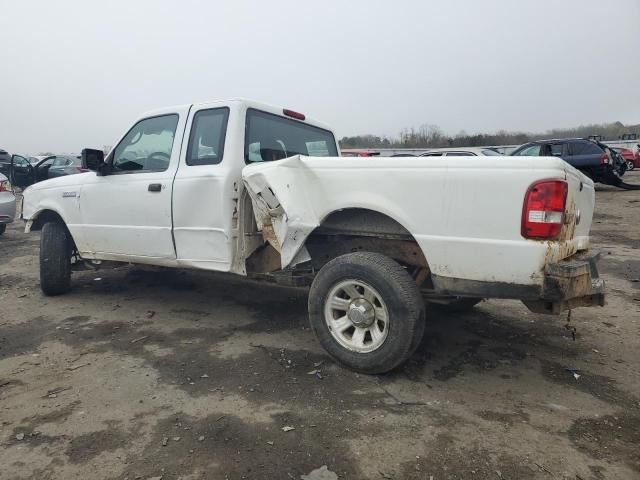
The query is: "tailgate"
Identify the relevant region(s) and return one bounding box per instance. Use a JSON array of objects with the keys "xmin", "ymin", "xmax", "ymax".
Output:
[{"xmin": 563, "ymin": 166, "xmax": 595, "ymax": 252}]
